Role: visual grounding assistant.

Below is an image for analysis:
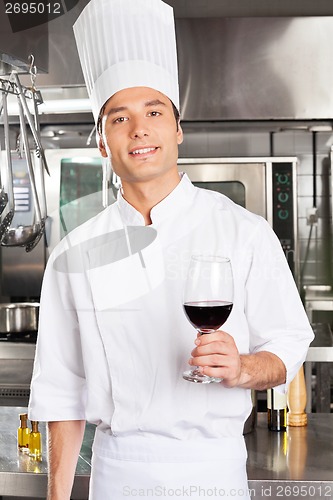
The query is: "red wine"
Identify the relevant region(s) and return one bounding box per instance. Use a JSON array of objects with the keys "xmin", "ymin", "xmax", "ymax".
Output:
[{"xmin": 183, "ymin": 301, "xmax": 233, "ymax": 332}]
